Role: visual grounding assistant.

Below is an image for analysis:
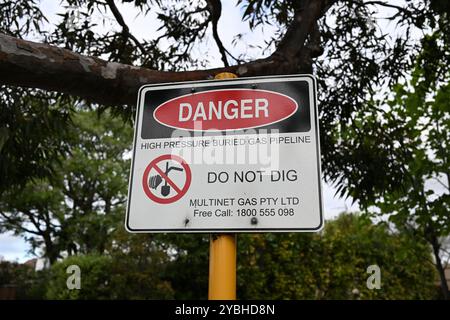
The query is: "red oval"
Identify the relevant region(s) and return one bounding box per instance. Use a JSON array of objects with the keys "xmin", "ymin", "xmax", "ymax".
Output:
[{"xmin": 153, "ymin": 89, "xmax": 298, "ymax": 131}]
